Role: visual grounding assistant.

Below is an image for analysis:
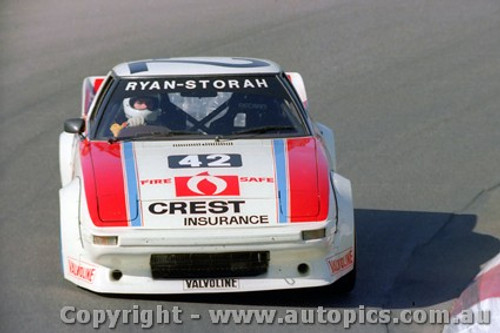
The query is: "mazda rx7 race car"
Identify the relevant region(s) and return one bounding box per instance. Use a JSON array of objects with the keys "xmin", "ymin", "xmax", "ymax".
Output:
[{"xmin": 59, "ymin": 57, "xmax": 355, "ymax": 294}]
